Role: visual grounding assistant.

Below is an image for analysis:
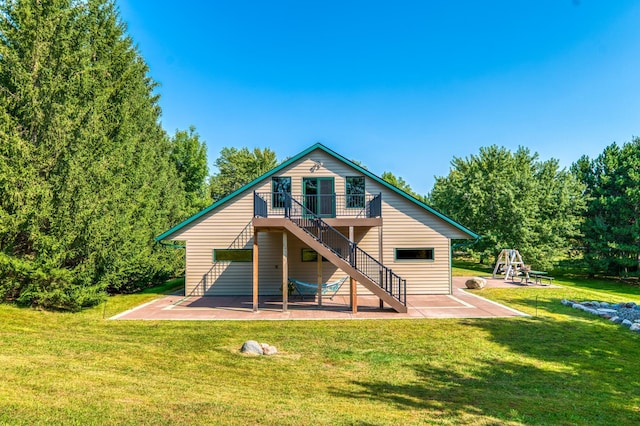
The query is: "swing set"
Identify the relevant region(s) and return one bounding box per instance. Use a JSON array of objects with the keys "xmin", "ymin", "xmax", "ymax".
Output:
[{"xmin": 492, "ymin": 249, "xmax": 528, "ymax": 281}]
